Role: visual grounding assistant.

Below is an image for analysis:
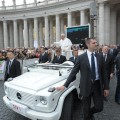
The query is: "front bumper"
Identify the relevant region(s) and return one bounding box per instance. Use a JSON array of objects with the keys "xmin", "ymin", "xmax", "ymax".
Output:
[{"xmin": 3, "ymin": 95, "xmax": 59, "ymax": 120}]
